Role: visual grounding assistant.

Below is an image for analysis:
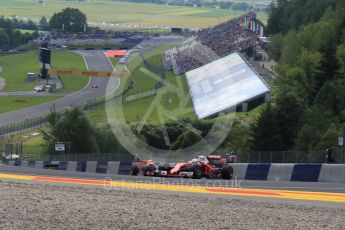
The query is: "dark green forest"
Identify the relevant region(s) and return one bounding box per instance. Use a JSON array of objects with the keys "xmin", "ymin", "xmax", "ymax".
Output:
[
  {"xmin": 0, "ymin": 17, "xmax": 39, "ymax": 51},
  {"xmin": 252, "ymin": 0, "xmax": 345, "ymax": 151}
]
